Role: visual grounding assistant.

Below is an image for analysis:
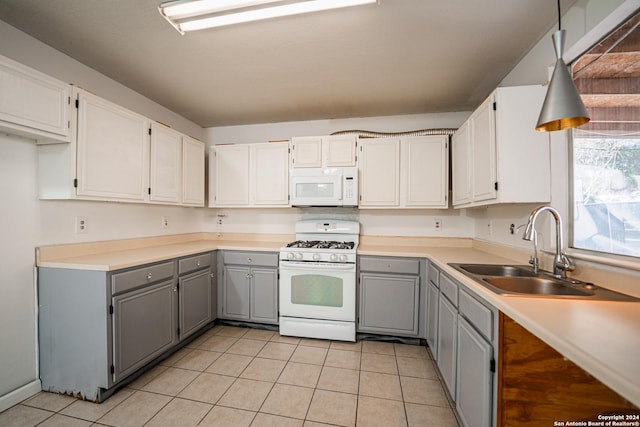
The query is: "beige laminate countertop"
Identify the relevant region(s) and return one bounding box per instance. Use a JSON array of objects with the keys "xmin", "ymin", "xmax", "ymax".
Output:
[
  {"xmin": 37, "ymin": 236, "xmax": 640, "ymax": 407},
  {"xmin": 37, "ymin": 239, "xmax": 286, "ymax": 271}
]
